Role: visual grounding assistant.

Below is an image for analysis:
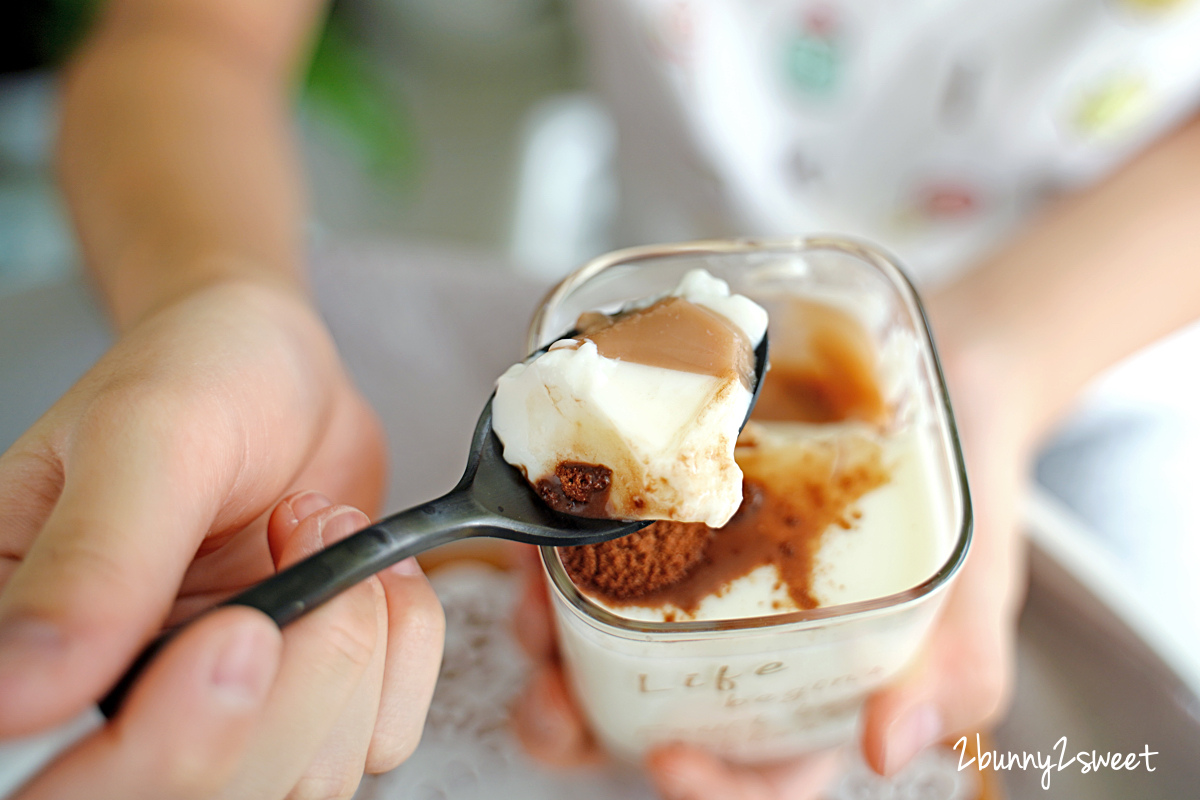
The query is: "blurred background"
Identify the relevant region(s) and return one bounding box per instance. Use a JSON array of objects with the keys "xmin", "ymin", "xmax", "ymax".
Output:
[
  {"xmin": 0, "ymin": 0, "xmax": 617, "ymax": 298},
  {"xmin": 3, "ymin": 5, "xmax": 1200, "ymax": 798}
]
